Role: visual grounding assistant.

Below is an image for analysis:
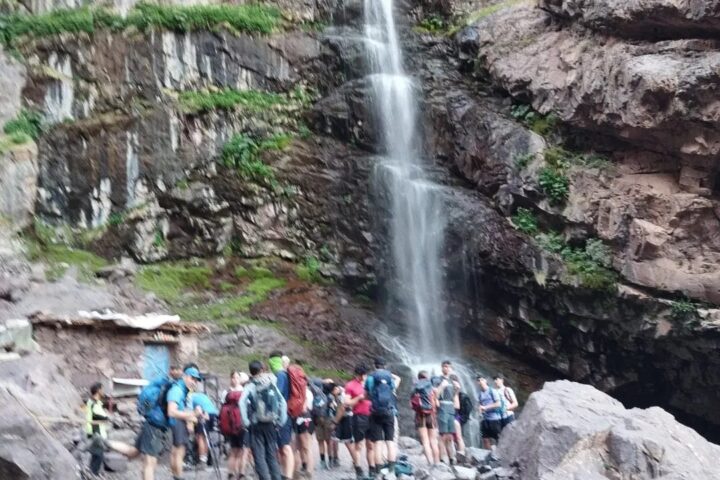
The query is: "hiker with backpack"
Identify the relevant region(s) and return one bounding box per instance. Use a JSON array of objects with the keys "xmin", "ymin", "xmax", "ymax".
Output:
[
  {"xmin": 268, "ymin": 352, "xmax": 295, "ymax": 480},
  {"xmin": 330, "ymin": 383, "xmax": 355, "ymax": 469},
  {"xmin": 344, "ymin": 363, "xmax": 374, "ymax": 480},
  {"xmin": 288, "ymin": 364, "xmax": 315, "ymax": 478},
  {"xmin": 84, "ymin": 382, "xmax": 111, "ymax": 475},
  {"xmin": 167, "ymin": 366, "xmax": 204, "ymax": 480},
  {"xmin": 221, "ymin": 371, "xmax": 250, "ymax": 480},
  {"xmin": 410, "ymin": 371, "xmax": 440, "ymax": 466},
  {"xmin": 456, "ymin": 382, "xmax": 474, "ymax": 440},
  {"xmin": 310, "ymin": 378, "xmax": 333, "ymax": 470},
  {"xmin": 494, "ymin": 374, "xmax": 519, "ymax": 428},
  {"xmin": 322, "ymin": 380, "xmax": 341, "ymax": 468},
  {"xmin": 435, "ymin": 361, "xmax": 459, "ymax": 465},
  {"xmin": 191, "ymin": 392, "xmax": 219, "ymax": 469},
  {"xmin": 476, "ymin": 375, "xmax": 502, "ymax": 450},
  {"xmin": 240, "ymin": 360, "xmax": 287, "ymax": 480},
  {"xmin": 365, "ymin": 357, "xmax": 398, "ymax": 480}
]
